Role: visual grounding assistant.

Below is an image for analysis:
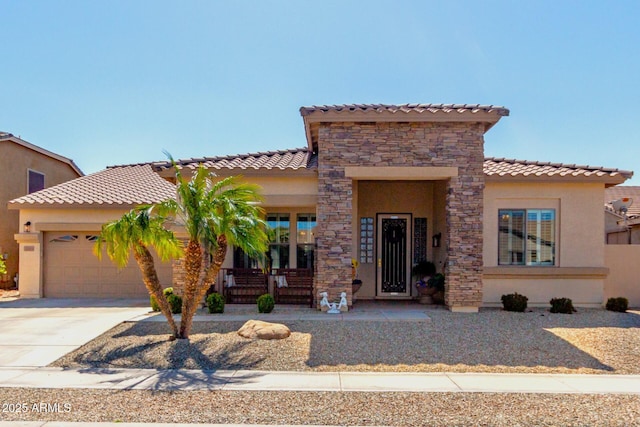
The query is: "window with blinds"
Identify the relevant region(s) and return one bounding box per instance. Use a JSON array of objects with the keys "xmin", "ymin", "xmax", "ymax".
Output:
[{"xmin": 499, "ymin": 209, "xmax": 555, "ymax": 266}]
